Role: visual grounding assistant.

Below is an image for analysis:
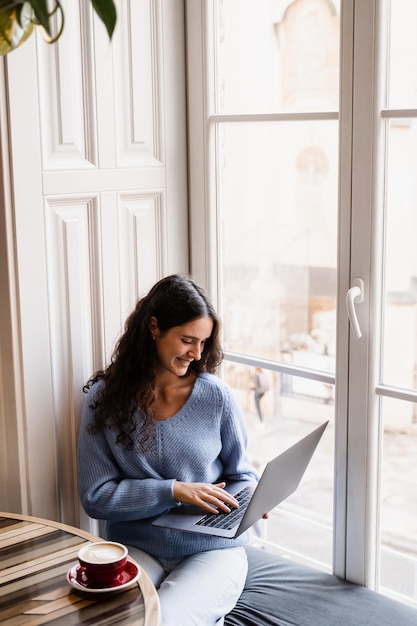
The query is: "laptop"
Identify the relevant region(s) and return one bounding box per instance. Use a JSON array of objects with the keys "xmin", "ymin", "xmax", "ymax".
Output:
[{"xmin": 153, "ymin": 420, "xmax": 328, "ymax": 539}]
